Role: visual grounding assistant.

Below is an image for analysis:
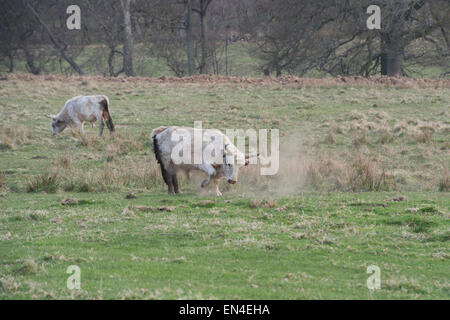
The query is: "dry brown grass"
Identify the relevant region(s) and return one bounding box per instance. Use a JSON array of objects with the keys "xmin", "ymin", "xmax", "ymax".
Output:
[
  {"xmin": 26, "ymin": 171, "xmax": 60, "ymax": 193},
  {"xmin": 249, "ymin": 199, "xmax": 276, "ymax": 208},
  {"xmin": 352, "ymin": 128, "xmax": 368, "ymax": 147},
  {"xmin": 106, "ymin": 134, "xmax": 144, "ymax": 158},
  {"xmin": 377, "ymin": 127, "xmax": 393, "ymax": 144},
  {"xmin": 61, "ymin": 159, "xmax": 161, "ymax": 192},
  {"xmin": 54, "ymin": 155, "xmax": 72, "ymax": 169},
  {"xmin": 0, "ymin": 125, "xmax": 30, "ymax": 150},
  {"xmin": 413, "ymin": 127, "xmax": 434, "ymax": 144},
  {"xmin": 439, "ymin": 167, "xmax": 449, "ymax": 192},
  {"xmin": 324, "ymin": 129, "xmax": 337, "ymax": 144},
  {"xmin": 346, "ymin": 156, "xmax": 391, "ymax": 191}
]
